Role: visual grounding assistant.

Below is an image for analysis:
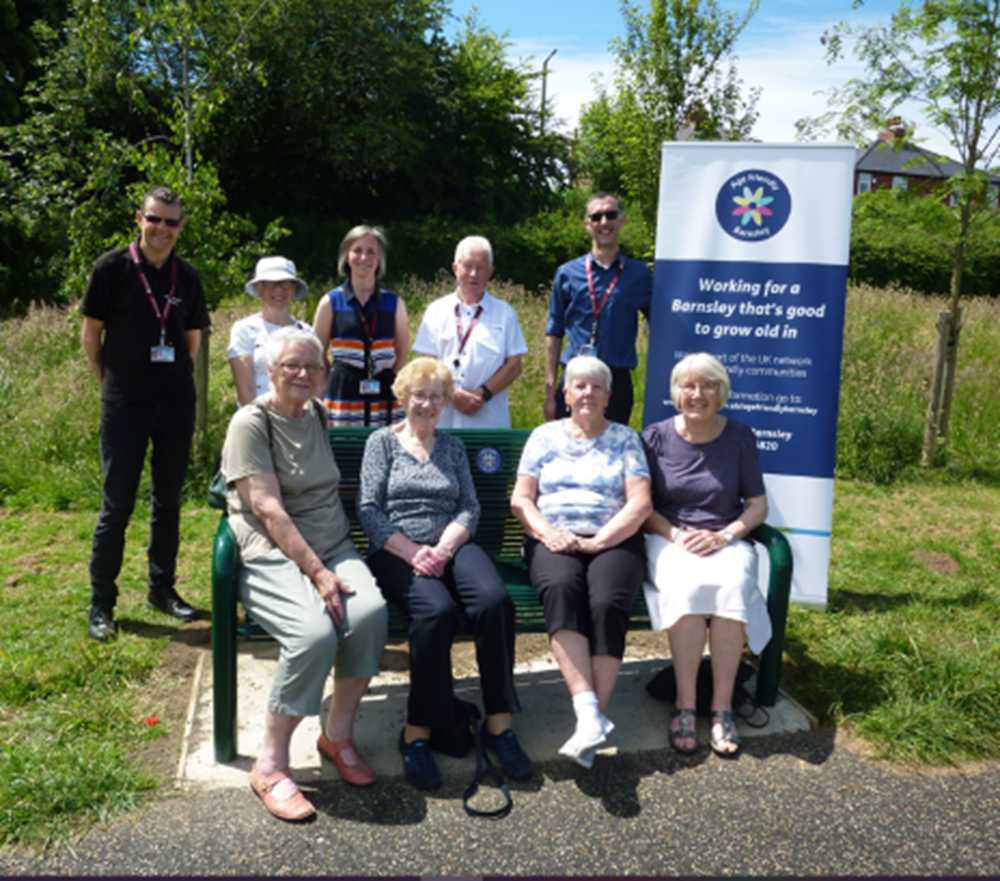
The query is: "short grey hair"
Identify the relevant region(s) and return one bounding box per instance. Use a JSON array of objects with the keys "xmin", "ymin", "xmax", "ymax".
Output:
[
  {"xmin": 564, "ymin": 355, "xmax": 612, "ymax": 391},
  {"xmin": 264, "ymin": 326, "xmax": 323, "ymax": 369},
  {"xmin": 670, "ymin": 352, "xmax": 731, "ymax": 407},
  {"xmin": 453, "ymin": 235, "xmax": 494, "ymax": 267}
]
